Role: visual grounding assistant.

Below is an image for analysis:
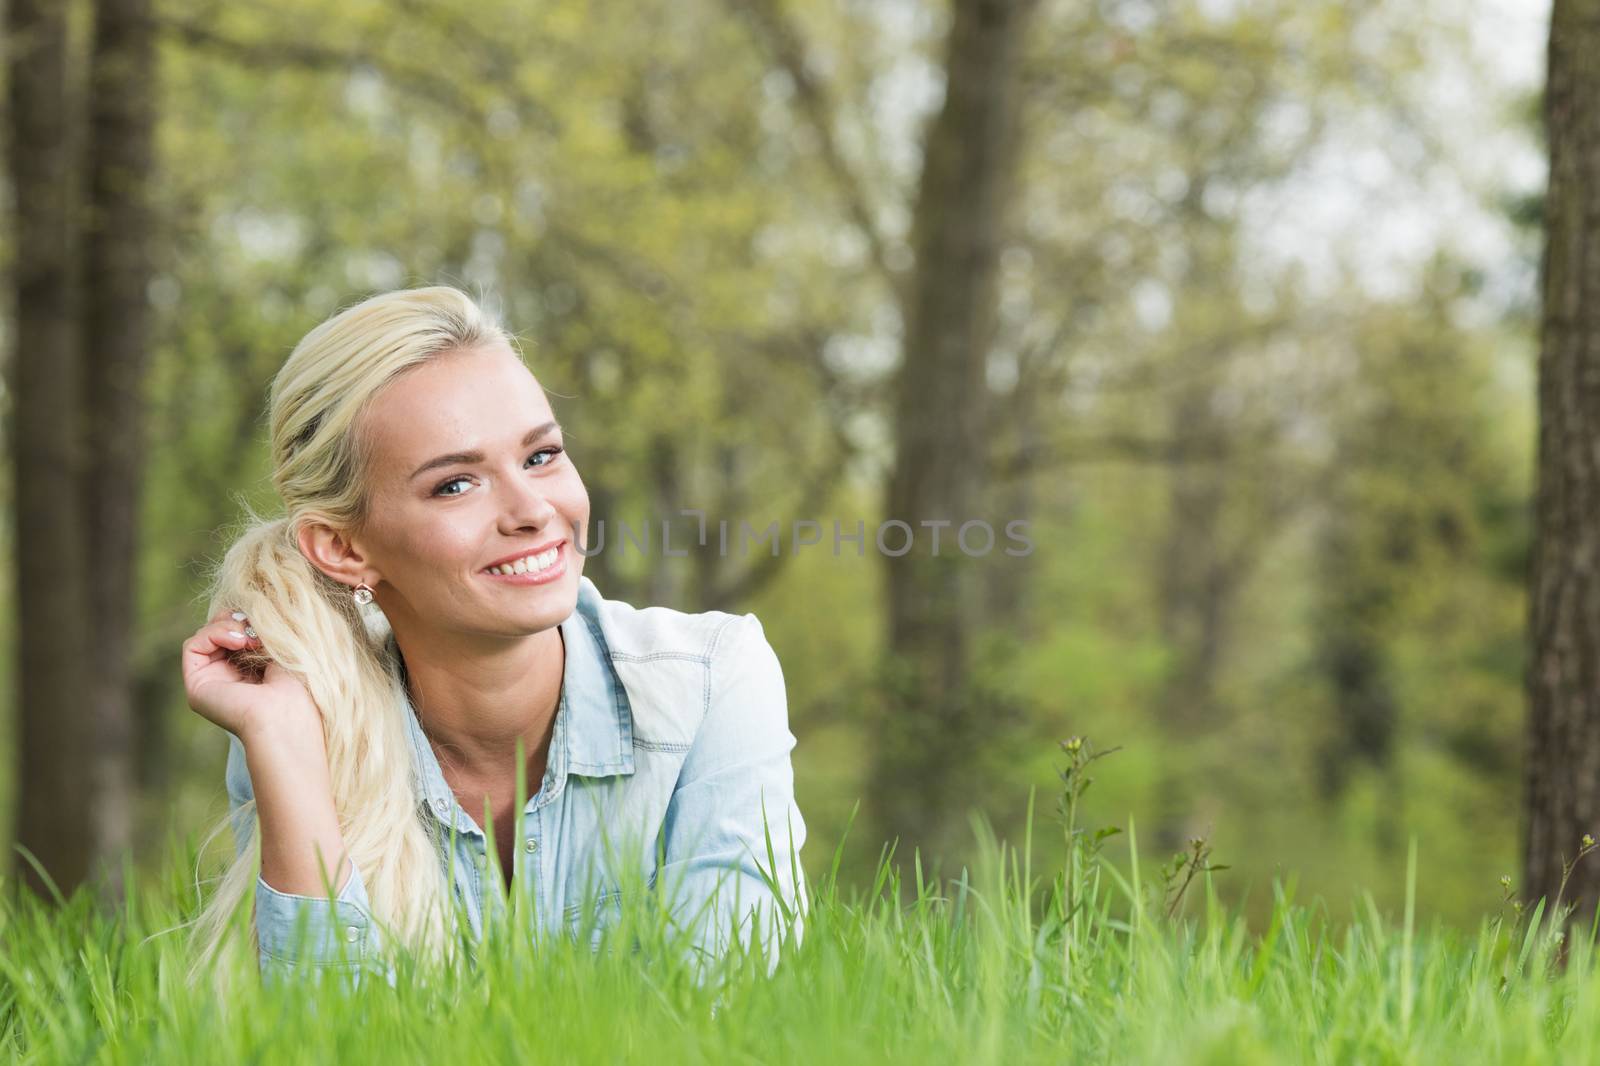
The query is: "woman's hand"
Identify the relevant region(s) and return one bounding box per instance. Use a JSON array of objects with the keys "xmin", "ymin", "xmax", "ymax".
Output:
[{"xmin": 181, "ymin": 606, "xmax": 323, "ymax": 745}]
